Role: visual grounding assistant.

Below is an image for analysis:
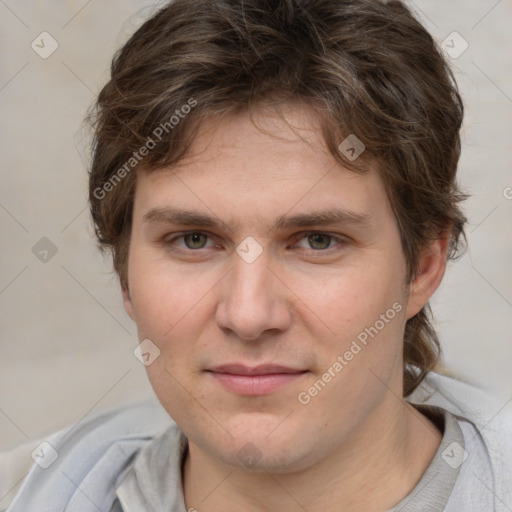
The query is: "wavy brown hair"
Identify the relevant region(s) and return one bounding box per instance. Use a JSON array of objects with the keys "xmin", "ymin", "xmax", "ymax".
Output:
[{"xmin": 87, "ymin": 0, "xmax": 467, "ymax": 396}]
